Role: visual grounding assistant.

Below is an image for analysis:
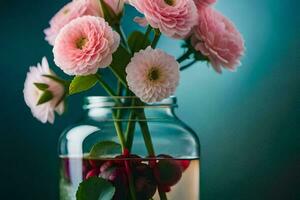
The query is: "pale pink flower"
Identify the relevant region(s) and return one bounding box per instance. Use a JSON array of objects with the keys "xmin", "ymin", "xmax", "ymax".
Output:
[
  {"xmin": 130, "ymin": 0, "xmax": 198, "ymax": 39},
  {"xmin": 191, "ymin": 7, "xmax": 245, "ymax": 73},
  {"xmin": 53, "ymin": 16, "xmax": 120, "ymax": 76},
  {"xmin": 23, "ymin": 57, "xmax": 65, "ymax": 124},
  {"xmin": 126, "ymin": 47, "xmax": 180, "ymax": 103},
  {"xmin": 194, "ymin": 0, "xmax": 216, "ymax": 8},
  {"xmin": 103, "ymin": 0, "xmax": 125, "ymax": 15},
  {"xmin": 44, "ymin": 0, "xmax": 103, "ymax": 45}
]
